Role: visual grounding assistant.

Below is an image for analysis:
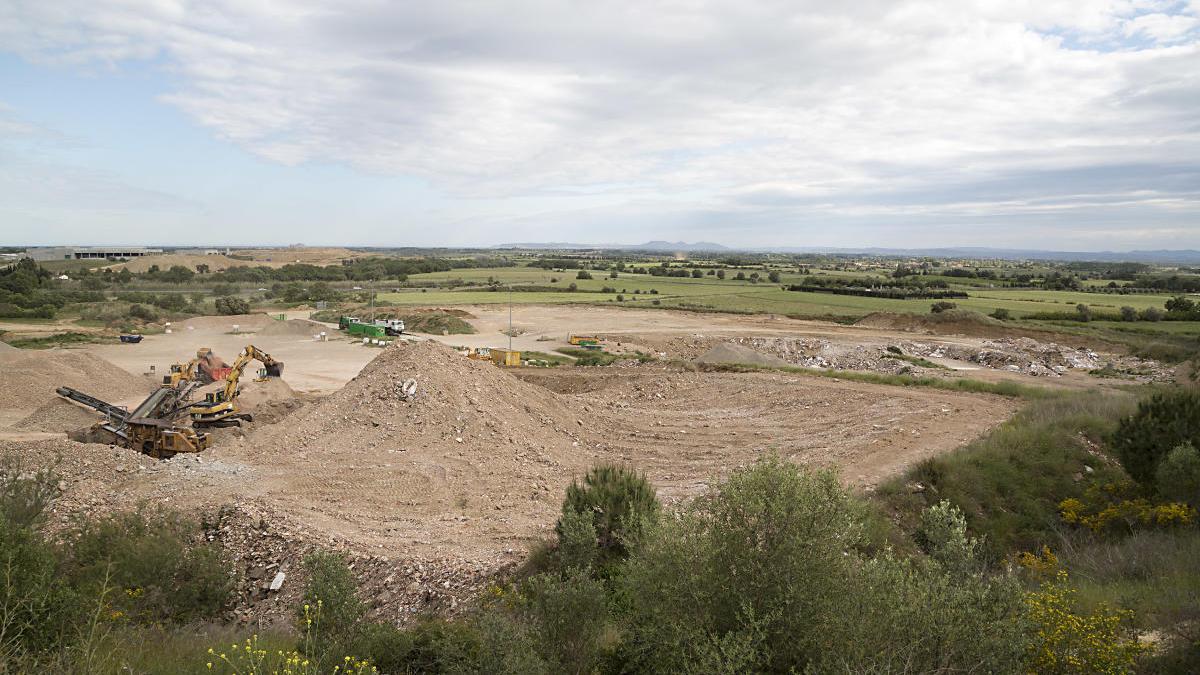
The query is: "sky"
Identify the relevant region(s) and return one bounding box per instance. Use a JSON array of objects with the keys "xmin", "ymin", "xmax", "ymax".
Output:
[{"xmin": 1, "ymin": 0, "xmax": 1198, "ymax": 250}]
